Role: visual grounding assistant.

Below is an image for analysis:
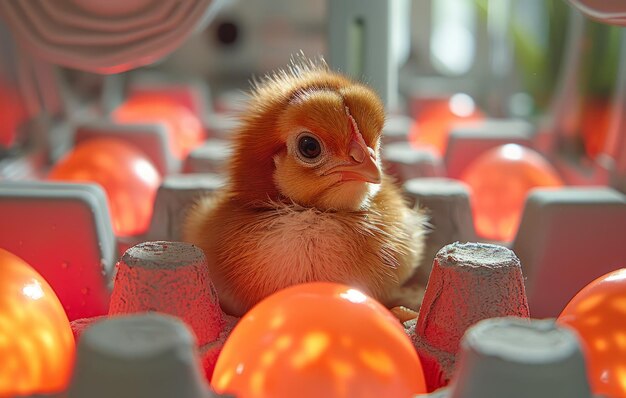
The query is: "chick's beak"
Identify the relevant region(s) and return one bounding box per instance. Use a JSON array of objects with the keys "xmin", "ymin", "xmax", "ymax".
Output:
[{"xmin": 327, "ymin": 139, "xmax": 382, "ymax": 184}]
